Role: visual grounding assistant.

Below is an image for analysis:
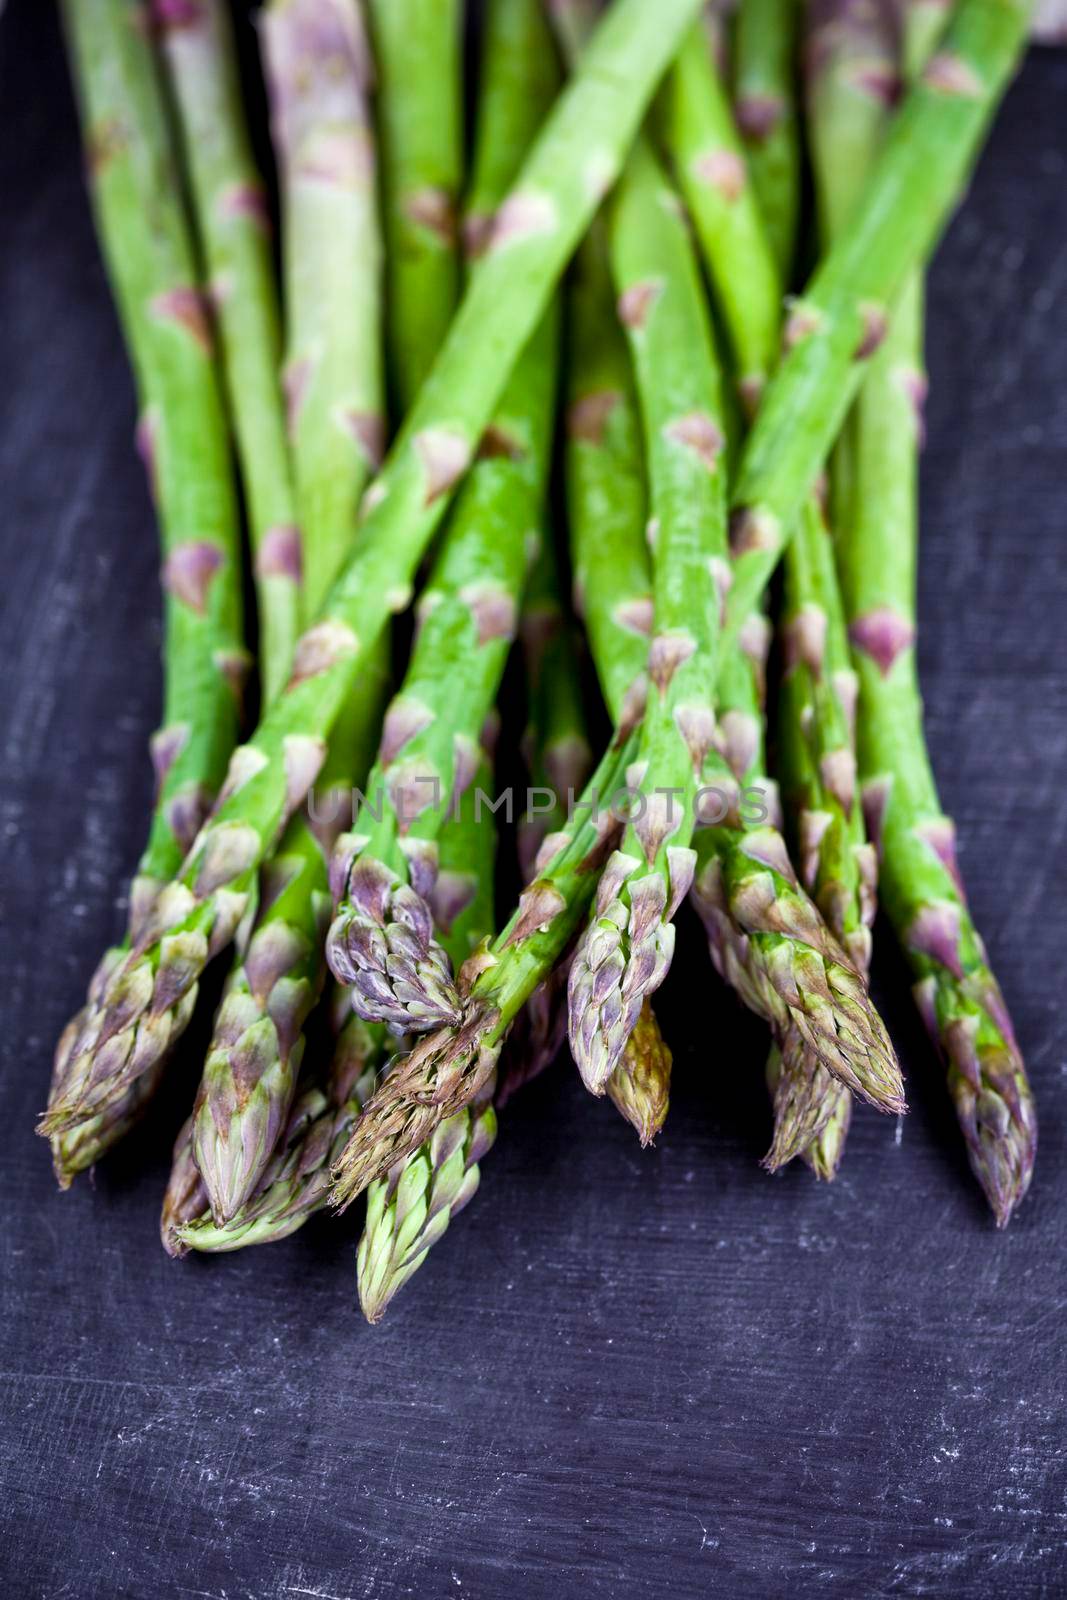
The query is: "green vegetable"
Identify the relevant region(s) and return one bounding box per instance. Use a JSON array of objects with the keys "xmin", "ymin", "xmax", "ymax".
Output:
[
  {"xmin": 664, "ymin": 18, "xmax": 781, "ymax": 408},
  {"xmin": 42, "ymin": 0, "xmax": 706, "ymax": 1143},
  {"xmin": 568, "ymin": 139, "xmax": 728, "ymax": 1096},
  {"xmin": 367, "ymin": 0, "xmax": 464, "ymax": 415},
  {"xmin": 330, "ymin": 730, "xmax": 638, "ymax": 1205},
  {"xmin": 829, "ymin": 1, "xmax": 1037, "ymax": 1225},
  {"xmin": 733, "ymin": 0, "xmax": 801, "ymax": 280},
  {"xmin": 357, "ymin": 750, "xmax": 499, "ymax": 1323},
  {"xmin": 168, "ymin": 1012, "xmax": 388, "ymax": 1255},
  {"xmin": 327, "ymin": 0, "xmax": 560, "ymax": 1035},
  {"xmin": 264, "ymin": 0, "xmax": 385, "ymax": 619},
  {"xmin": 156, "ymin": 0, "xmax": 302, "ymax": 703},
  {"xmin": 49, "ymin": 0, "xmax": 245, "ymax": 1182},
  {"xmin": 725, "ymin": 0, "xmax": 1031, "ymax": 648}
]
